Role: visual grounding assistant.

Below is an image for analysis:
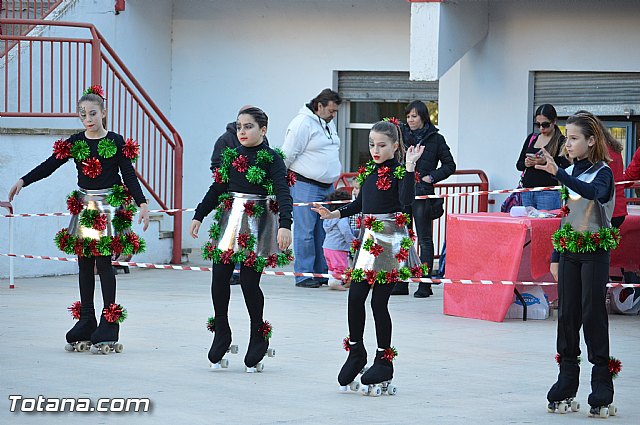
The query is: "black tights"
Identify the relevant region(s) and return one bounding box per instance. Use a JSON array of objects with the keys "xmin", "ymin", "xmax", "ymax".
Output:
[
  {"xmin": 347, "ymin": 280, "xmax": 394, "ymax": 348},
  {"xmin": 211, "ymin": 263, "xmax": 264, "ymax": 324},
  {"xmin": 411, "ymin": 199, "xmax": 434, "ymax": 274},
  {"xmin": 557, "ymin": 250, "xmax": 610, "ymax": 366},
  {"xmin": 78, "ymin": 256, "xmax": 116, "ymax": 310}
]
